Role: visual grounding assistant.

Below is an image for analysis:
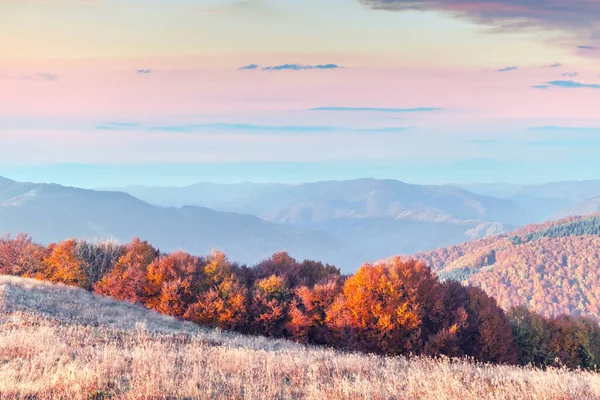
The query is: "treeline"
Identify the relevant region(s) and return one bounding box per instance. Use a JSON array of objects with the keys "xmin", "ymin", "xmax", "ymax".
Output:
[{"xmin": 1, "ymin": 234, "xmax": 600, "ymax": 369}]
